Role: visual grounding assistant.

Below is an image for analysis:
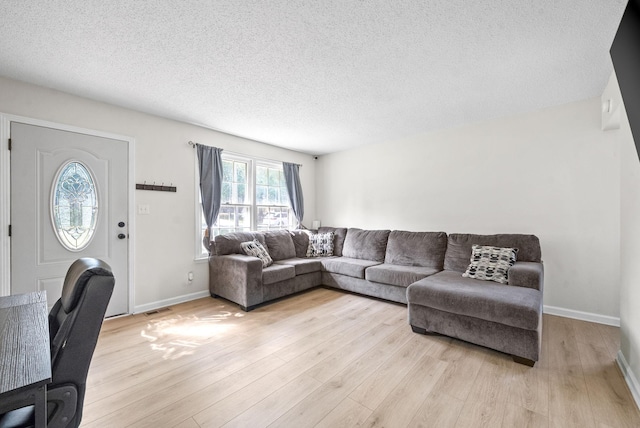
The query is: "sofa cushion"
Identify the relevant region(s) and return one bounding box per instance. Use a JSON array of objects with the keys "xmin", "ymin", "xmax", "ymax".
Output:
[
  {"xmin": 264, "ymin": 230, "xmax": 296, "ymax": 261},
  {"xmin": 215, "ymin": 232, "xmax": 266, "ymax": 256},
  {"xmin": 275, "ymin": 258, "xmax": 323, "ymax": 275},
  {"xmin": 445, "ymin": 234, "xmax": 541, "ymax": 273},
  {"xmin": 365, "ymin": 264, "xmax": 440, "ymax": 288},
  {"xmin": 407, "ymin": 270, "xmax": 541, "ymax": 330},
  {"xmin": 240, "ymin": 239, "xmax": 273, "ymax": 267},
  {"xmin": 289, "ymin": 230, "xmax": 311, "ymax": 258},
  {"xmin": 385, "ymin": 230, "xmax": 447, "ymax": 268},
  {"xmin": 320, "ymin": 257, "xmax": 382, "ymax": 279},
  {"xmin": 462, "ymin": 245, "xmax": 518, "ymax": 284},
  {"xmin": 307, "ymin": 232, "xmax": 334, "ymax": 257},
  {"xmin": 318, "ymin": 227, "xmax": 348, "ymax": 256},
  {"xmin": 342, "ymin": 228, "xmax": 391, "ymax": 262},
  {"xmin": 262, "ymin": 263, "xmax": 296, "ymax": 285}
]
